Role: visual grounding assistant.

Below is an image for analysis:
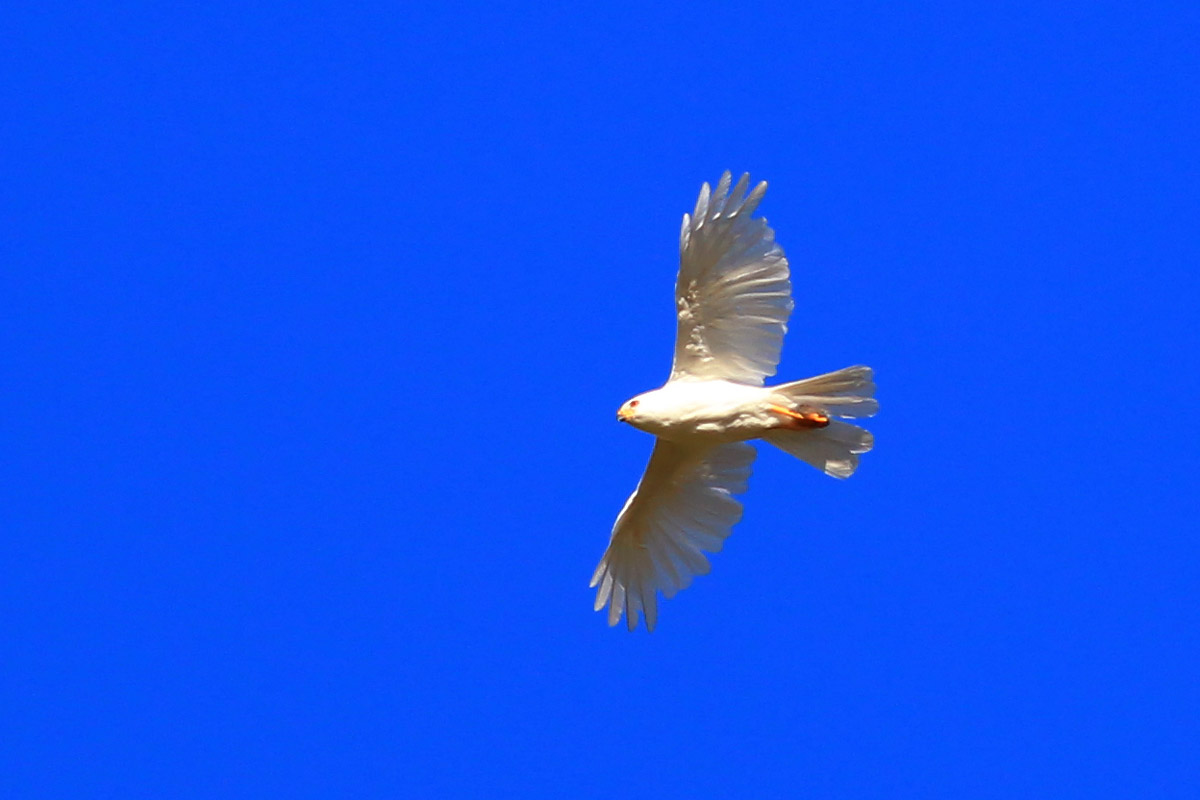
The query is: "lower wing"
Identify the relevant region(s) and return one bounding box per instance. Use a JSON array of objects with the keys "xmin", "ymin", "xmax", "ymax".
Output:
[{"xmin": 590, "ymin": 439, "xmax": 755, "ymax": 631}]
